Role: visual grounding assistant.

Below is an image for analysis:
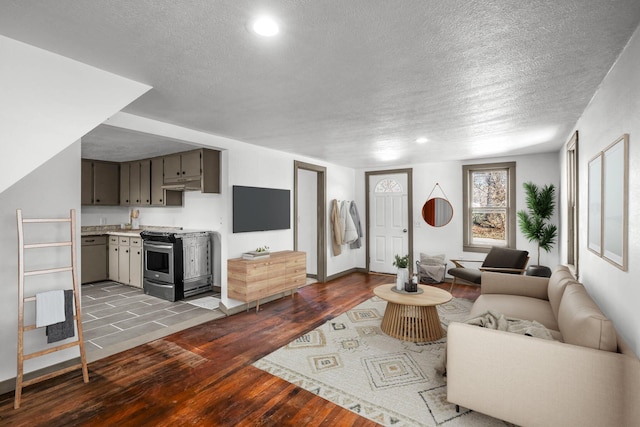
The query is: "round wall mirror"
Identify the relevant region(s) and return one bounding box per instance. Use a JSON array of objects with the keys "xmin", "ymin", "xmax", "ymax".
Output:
[{"xmin": 422, "ymin": 197, "xmax": 453, "ymax": 227}]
